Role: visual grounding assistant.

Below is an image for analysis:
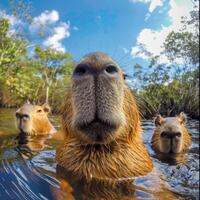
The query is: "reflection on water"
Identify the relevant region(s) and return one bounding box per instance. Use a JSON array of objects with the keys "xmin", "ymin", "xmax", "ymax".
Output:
[{"xmin": 0, "ymin": 109, "xmax": 199, "ymax": 200}]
